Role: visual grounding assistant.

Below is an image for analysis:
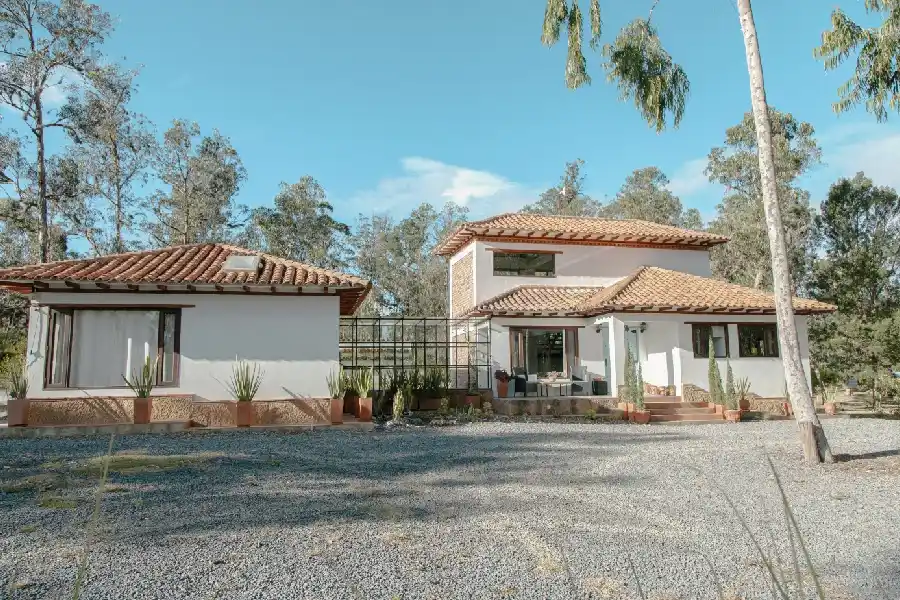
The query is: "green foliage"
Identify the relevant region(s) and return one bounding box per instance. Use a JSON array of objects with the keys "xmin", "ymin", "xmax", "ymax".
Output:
[
  {"xmin": 225, "ymin": 359, "xmax": 264, "ymax": 402},
  {"xmin": 541, "ymin": 2, "xmax": 687, "ymax": 132},
  {"xmin": 707, "ymin": 335, "xmax": 725, "ymax": 406},
  {"xmin": 601, "ymin": 19, "xmax": 689, "ymax": 133},
  {"xmin": 326, "ymin": 367, "xmax": 346, "ymax": 399},
  {"xmin": 604, "ymin": 166, "xmax": 697, "ymax": 227},
  {"xmin": 815, "ymin": 1, "xmax": 900, "ymax": 121},
  {"xmin": 352, "ymin": 202, "xmax": 467, "ymax": 316},
  {"xmin": 356, "ymin": 367, "xmax": 374, "ymax": 398},
  {"xmin": 521, "ymin": 159, "xmax": 603, "ymax": 217},
  {"xmin": 735, "ymin": 377, "xmax": 752, "ymax": 409},
  {"xmin": 622, "ymin": 341, "xmax": 643, "ymax": 408},
  {"xmin": 392, "ymin": 387, "xmax": 407, "ymax": 422},
  {"xmin": 438, "ymin": 397, "xmax": 450, "ymax": 416},
  {"xmin": 423, "ymin": 368, "xmax": 448, "ymax": 397},
  {"xmin": 706, "ymin": 109, "xmax": 819, "ymax": 291},
  {"xmin": 1, "ymin": 353, "xmax": 27, "ymax": 400},
  {"xmin": 243, "ymin": 177, "xmax": 350, "ymax": 271},
  {"xmin": 725, "ymin": 361, "xmax": 738, "ymax": 410},
  {"xmin": 633, "ymin": 359, "xmax": 644, "ymax": 410},
  {"xmin": 122, "ymin": 357, "xmax": 156, "ymax": 399}
]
